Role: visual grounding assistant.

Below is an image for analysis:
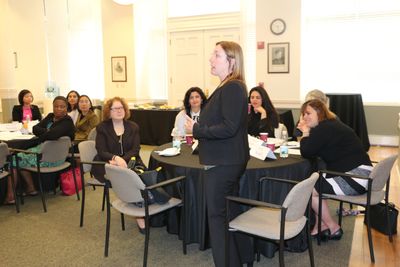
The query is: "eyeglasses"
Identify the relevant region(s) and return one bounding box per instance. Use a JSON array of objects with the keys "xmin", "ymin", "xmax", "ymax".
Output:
[{"xmin": 110, "ymin": 106, "xmax": 124, "ymax": 111}]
